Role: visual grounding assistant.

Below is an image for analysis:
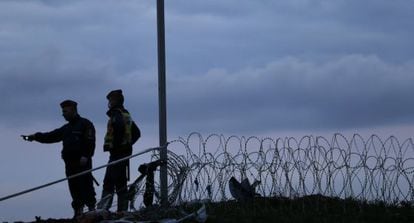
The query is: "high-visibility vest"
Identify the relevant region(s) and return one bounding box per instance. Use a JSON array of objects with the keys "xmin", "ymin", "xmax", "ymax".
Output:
[{"xmin": 104, "ymin": 109, "xmax": 133, "ymax": 150}]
